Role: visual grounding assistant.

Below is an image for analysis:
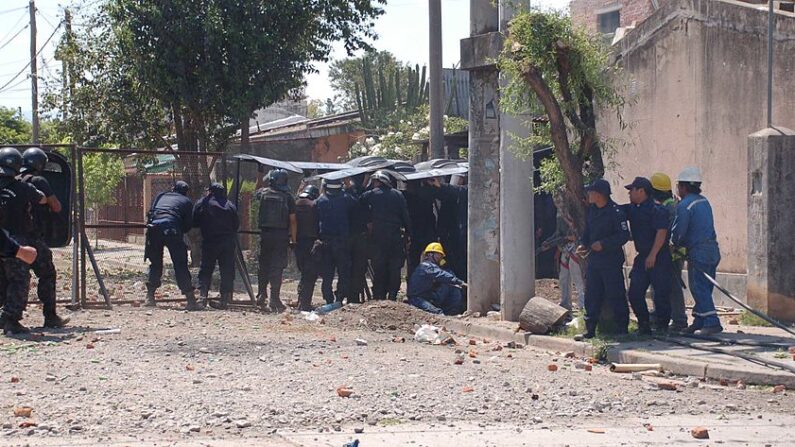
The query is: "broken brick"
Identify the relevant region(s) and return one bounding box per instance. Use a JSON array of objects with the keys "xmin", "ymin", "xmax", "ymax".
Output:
[
  {"xmin": 773, "ymin": 385, "xmax": 786, "ymax": 394},
  {"xmin": 690, "ymin": 426, "xmax": 709, "ymax": 439},
  {"xmin": 547, "ymin": 364, "xmax": 558, "ymax": 372}
]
